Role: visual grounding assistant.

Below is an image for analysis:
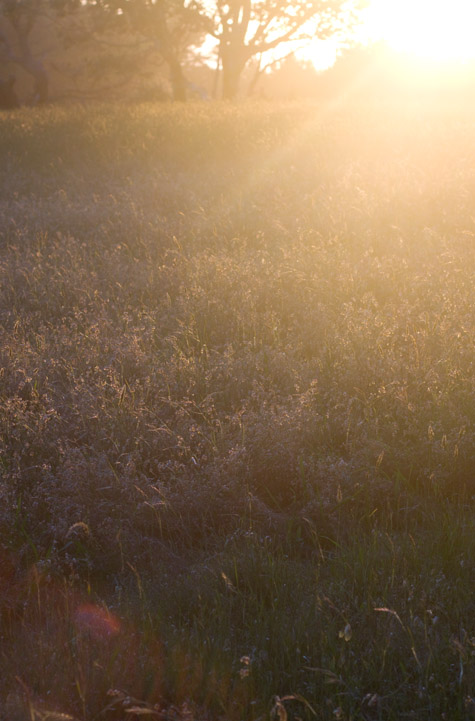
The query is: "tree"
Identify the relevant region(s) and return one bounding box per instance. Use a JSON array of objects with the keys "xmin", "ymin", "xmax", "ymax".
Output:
[
  {"xmin": 0, "ymin": 0, "xmax": 206, "ymax": 104},
  {"xmin": 0, "ymin": 0, "xmax": 52, "ymax": 102},
  {"xmin": 90, "ymin": 0, "xmax": 207, "ymax": 101},
  {"xmin": 51, "ymin": 4, "xmax": 174, "ymax": 102},
  {"xmin": 0, "ymin": 0, "xmax": 151, "ymax": 103},
  {"xmin": 0, "ymin": 74, "xmax": 20, "ymax": 107},
  {"xmin": 205, "ymin": 0, "xmax": 363, "ymax": 99}
]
